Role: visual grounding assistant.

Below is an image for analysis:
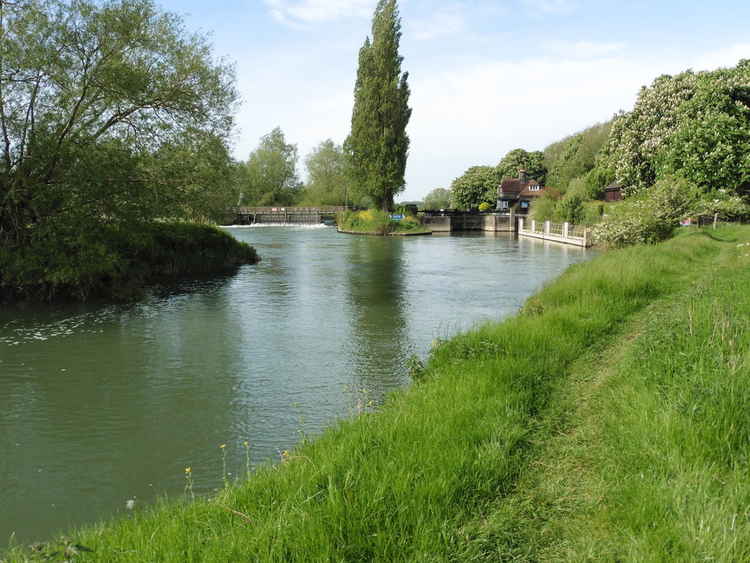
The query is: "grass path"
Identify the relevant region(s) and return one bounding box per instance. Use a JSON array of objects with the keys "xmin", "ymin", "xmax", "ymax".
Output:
[{"xmin": 459, "ymin": 228, "xmax": 750, "ymax": 561}]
